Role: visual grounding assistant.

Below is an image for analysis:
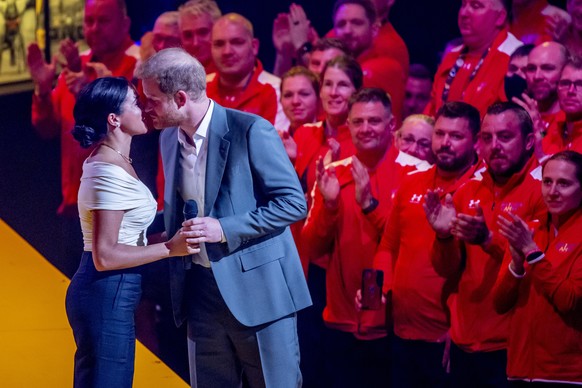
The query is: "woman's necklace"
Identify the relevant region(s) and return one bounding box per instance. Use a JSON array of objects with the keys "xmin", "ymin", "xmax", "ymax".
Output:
[{"xmin": 100, "ymin": 143, "xmax": 133, "ymax": 164}]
